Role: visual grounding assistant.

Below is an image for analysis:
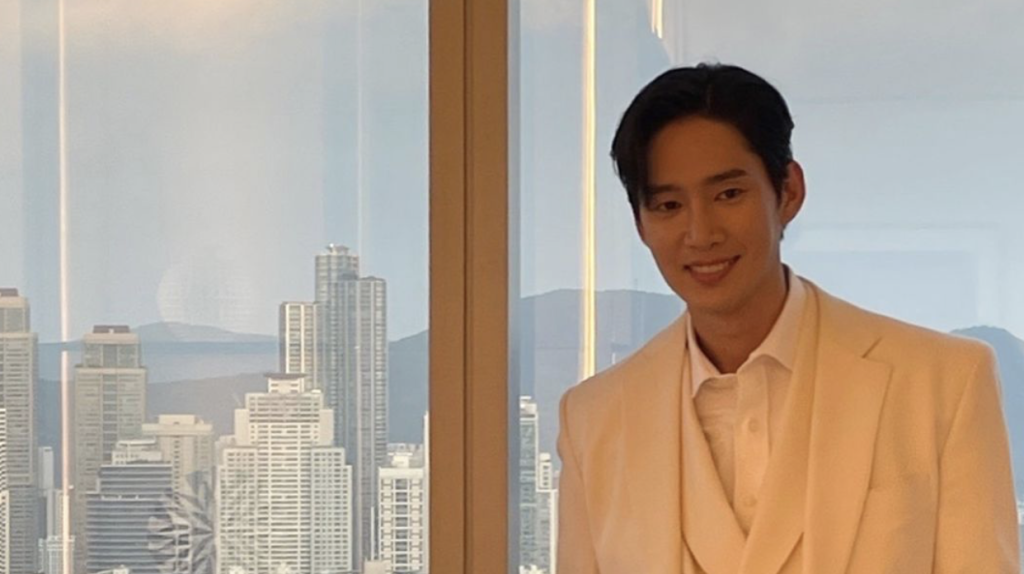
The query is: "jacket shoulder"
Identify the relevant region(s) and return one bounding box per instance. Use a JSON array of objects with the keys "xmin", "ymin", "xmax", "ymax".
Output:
[
  {"xmin": 560, "ymin": 315, "xmax": 682, "ymax": 417},
  {"xmin": 817, "ymin": 283, "xmax": 994, "ymax": 364}
]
